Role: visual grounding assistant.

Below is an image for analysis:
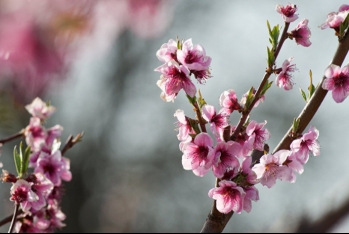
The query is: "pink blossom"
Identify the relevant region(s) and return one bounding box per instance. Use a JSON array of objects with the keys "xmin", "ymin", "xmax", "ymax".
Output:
[
  {"xmin": 289, "ymin": 19, "xmax": 311, "ymax": 47},
  {"xmin": 290, "ymin": 126, "xmax": 320, "ymax": 164},
  {"xmin": 242, "ymin": 186, "xmax": 259, "ymax": 213},
  {"xmin": 156, "ymin": 39, "xmax": 178, "ymax": 63},
  {"xmin": 46, "ymin": 125, "xmax": 63, "ymax": 148},
  {"xmin": 320, "ymin": 4, "xmax": 349, "ymax": 31},
  {"xmin": 174, "ymin": 109, "xmax": 195, "ymax": 141},
  {"xmin": 10, "ymin": 179, "xmax": 39, "ymax": 212},
  {"xmin": 230, "ymin": 125, "xmax": 254, "ymax": 157},
  {"xmin": 276, "ymin": 4, "xmax": 298, "ymax": 23},
  {"xmin": 202, "ymin": 104, "xmax": 229, "ymax": 142},
  {"xmin": 34, "ymin": 150, "xmax": 72, "ymax": 186},
  {"xmin": 241, "ymin": 156, "xmax": 258, "ymax": 185},
  {"xmin": 25, "ymin": 117, "xmax": 47, "ymax": 152},
  {"xmin": 182, "ymin": 132, "xmax": 215, "ymax": 177},
  {"xmin": 246, "ymin": 120, "xmax": 270, "ymax": 151},
  {"xmin": 275, "ymin": 57, "xmax": 297, "ymax": 90},
  {"xmin": 252, "ymin": 150, "xmax": 294, "ymax": 188},
  {"xmin": 29, "ymin": 173, "xmax": 54, "ymax": 212},
  {"xmin": 177, "ymin": 38, "xmax": 212, "ymax": 82},
  {"xmin": 212, "ymin": 141, "xmax": 241, "ymax": 178},
  {"xmin": 25, "ymin": 97, "xmax": 56, "ymax": 120},
  {"xmin": 219, "ymin": 89, "xmax": 241, "ymax": 114},
  {"xmin": 322, "ymin": 64, "xmax": 349, "ymax": 103},
  {"xmin": 284, "ymin": 151, "xmax": 304, "ymax": 175},
  {"xmin": 208, "ymin": 180, "xmax": 245, "ymax": 214},
  {"xmin": 155, "ymin": 60, "xmax": 196, "ymax": 101}
]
